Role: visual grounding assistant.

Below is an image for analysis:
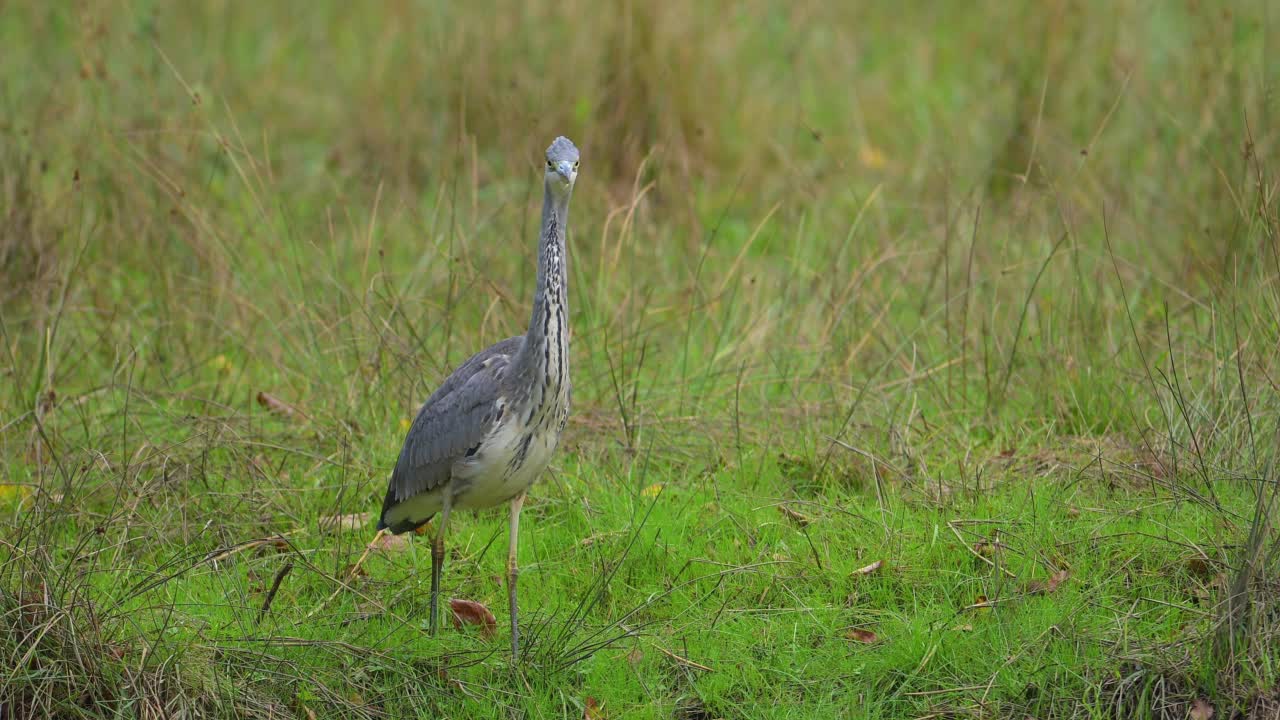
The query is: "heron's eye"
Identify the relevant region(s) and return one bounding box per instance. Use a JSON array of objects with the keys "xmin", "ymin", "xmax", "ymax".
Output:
[
  {"xmin": 546, "ymin": 160, "xmax": 554, "ymax": 169},
  {"xmin": 573, "ymin": 161, "xmax": 579, "ymax": 170}
]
